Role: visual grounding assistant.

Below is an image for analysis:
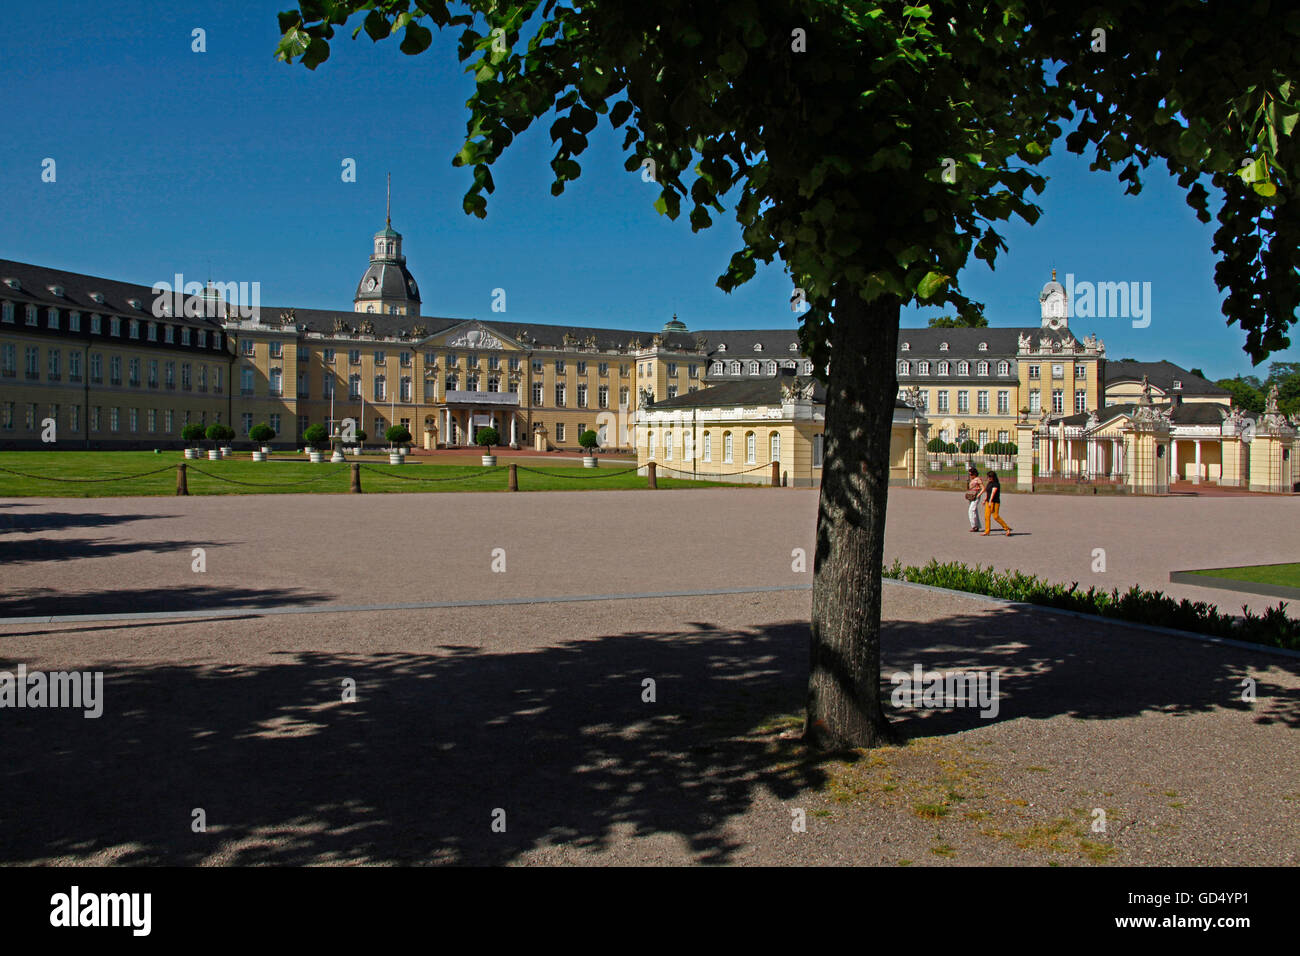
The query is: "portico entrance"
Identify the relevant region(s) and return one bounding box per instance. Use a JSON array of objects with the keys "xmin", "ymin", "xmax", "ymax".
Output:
[{"xmin": 438, "ymin": 390, "xmax": 520, "ymax": 447}]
